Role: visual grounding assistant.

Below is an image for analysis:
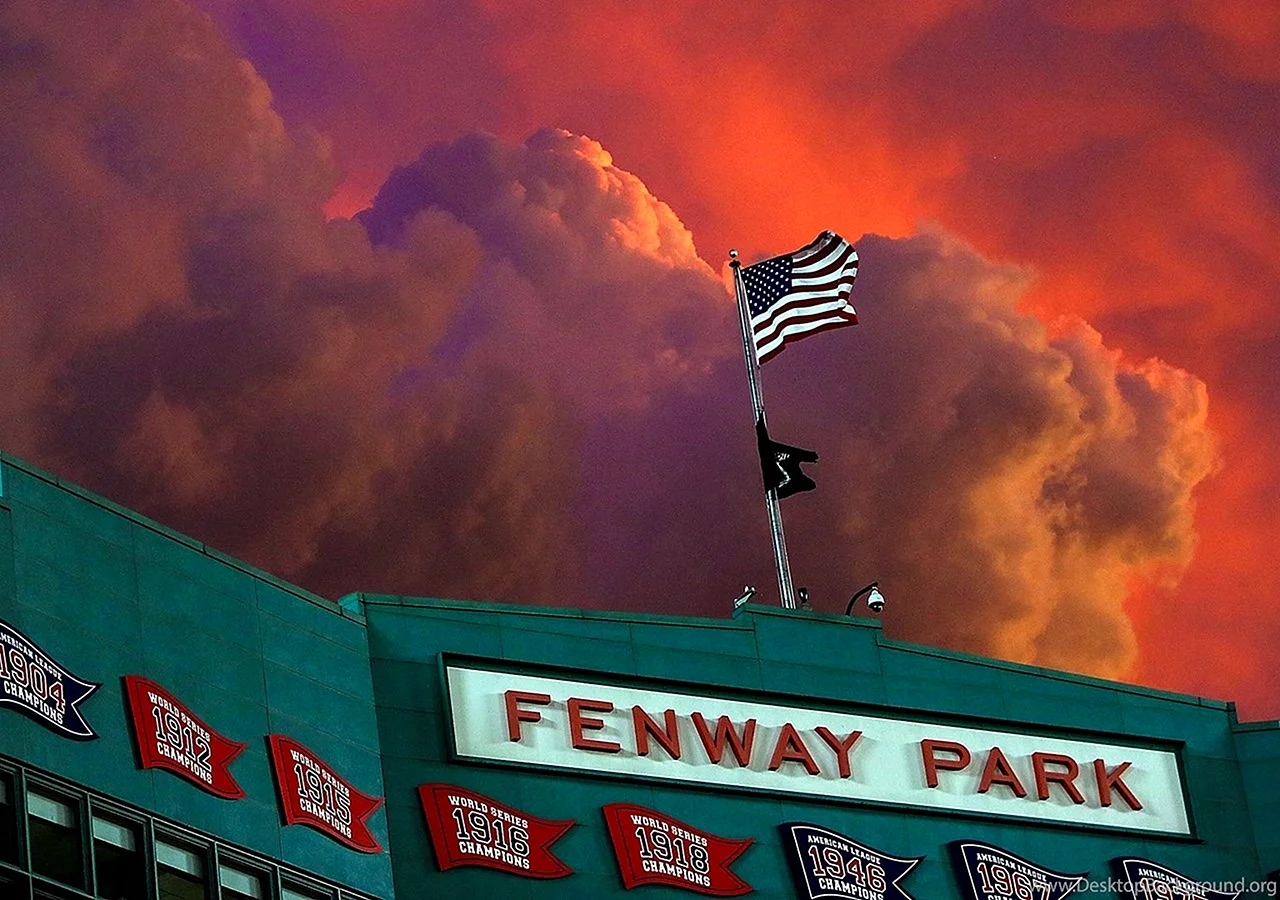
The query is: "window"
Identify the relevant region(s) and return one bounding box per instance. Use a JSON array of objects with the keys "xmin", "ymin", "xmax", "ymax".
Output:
[
  {"xmin": 0, "ymin": 770, "xmax": 18, "ymax": 864},
  {"xmin": 281, "ymin": 879, "xmax": 334, "ymax": 900},
  {"xmin": 27, "ymin": 788, "xmax": 84, "ymax": 889},
  {"xmin": 0, "ymin": 869, "xmax": 32, "ymax": 899},
  {"xmin": 35, "ymin": 884, "xmax": 85, "ymax": 900},
  {"xmin": 2, "ymin": 760, "xmax": 380, "ymax": 900},
  {"xmin": 218, "ymin": 861, "xmax": 267, "ymax": 900},
  {"xmin": 156, "ymin": 837, "xmax": 208, "ymax": 900},
  {"xmin": 93, "ymin": 813, "xmax": 146, "ymax": 900}
]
